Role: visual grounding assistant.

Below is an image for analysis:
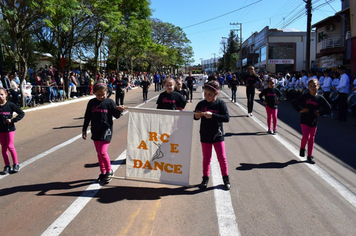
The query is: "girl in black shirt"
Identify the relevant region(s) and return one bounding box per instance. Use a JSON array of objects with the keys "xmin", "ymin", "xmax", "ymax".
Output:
[
  {"xmin": 229, "ymin": 75, "xmax": 239, "ymax": 102},
  {"xmin": 156, "ymin": 78, "xmax": 186, "ymax": 110},
  {"xmin": 174, "ymin": 79, "xmax": 189, "ymax": 101},
  {"xmin": 259, "ymin": 78, "xmax": 282, "ymax": 134},
  {"xmin": 82, "ymin": 82, "xmax": 124, "ymax": 183},
  {"xmin": 194, "ymin": 80, "xmax": 230, "ymax": 190},
  {"xmin": 112, "ymin": 74, "xmax": 128, "ymax": 106},
  {"xmin": 244, "ymin": 66, "xmax": 261, "ymax": 117},
  {"xmin": 292, "ymin": 79, "xmax": 330, "ymax": 164},
  {"xmin": 0, "ymin": 87, "xmax": 25, "ymax": 174},
  {"xmin": 140, "ymin": 76, "xmax": 150, "ymax": 103}
]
